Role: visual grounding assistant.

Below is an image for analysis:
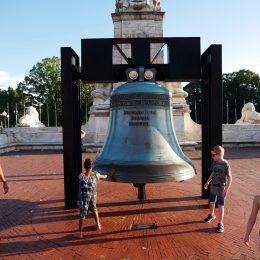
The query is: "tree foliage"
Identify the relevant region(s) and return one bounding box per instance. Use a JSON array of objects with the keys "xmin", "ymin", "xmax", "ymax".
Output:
[
  {"xmin": 183, "ymin": 81, "xmax": 202, "ymax": 123},
  {"xmin": 223, "ymin": 70, "xmax": 260, "ymax": 123},
  {"xmin": 184, "ymin": 70, "xmax": 260, "ymax": 124},
  {"xmin": 3, "ymin": 57, "xmax": 259, "ymax": 127},
  {"xmin": 0, "ymin": 87, "xmax": 21, "ymax": 127},
  {"xmin": 80, "ymin": 81, "xmax": 95, "ymax": 124},
  {"xmin": 0, "ymin": 57, "xmax": 95, "ymax": 126}
]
